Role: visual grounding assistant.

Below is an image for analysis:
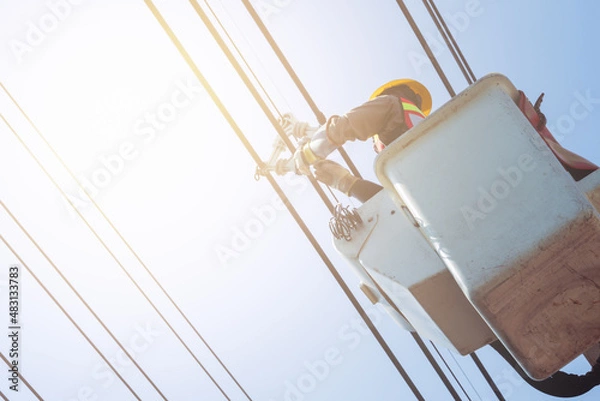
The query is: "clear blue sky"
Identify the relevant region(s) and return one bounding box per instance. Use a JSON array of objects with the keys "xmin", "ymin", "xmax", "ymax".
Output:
[{"xmin": 0, "ymin": 0, "xmax": 598, "ymax": 400}]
